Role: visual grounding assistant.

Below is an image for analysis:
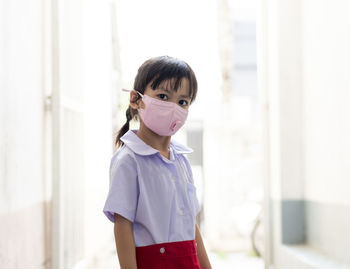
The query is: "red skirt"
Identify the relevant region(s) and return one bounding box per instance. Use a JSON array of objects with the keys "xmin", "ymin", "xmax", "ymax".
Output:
[{"xmin": 136, "ymin": 239, "xmax": 202, "ymax": 269}]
